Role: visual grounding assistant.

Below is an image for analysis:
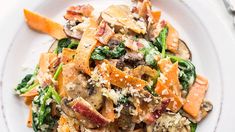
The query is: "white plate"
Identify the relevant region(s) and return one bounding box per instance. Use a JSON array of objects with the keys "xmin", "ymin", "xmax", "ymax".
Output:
[{"xmin": 0, "ymin": 0, "xmax": 235, "ymax": 132}]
